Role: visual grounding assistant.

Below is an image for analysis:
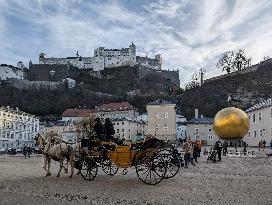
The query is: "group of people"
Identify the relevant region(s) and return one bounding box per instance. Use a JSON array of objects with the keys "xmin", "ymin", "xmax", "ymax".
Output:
[
  {"xmin": 22, "ymin": 146, "xmax": 32, "ymax": 158},
  {"xmin": 258, "ymin": 140, "xmax": 272, "ymax": 151},
  {"xmin": 182, "ymin": 140, "xmax": 202, "ymax": 168}
]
